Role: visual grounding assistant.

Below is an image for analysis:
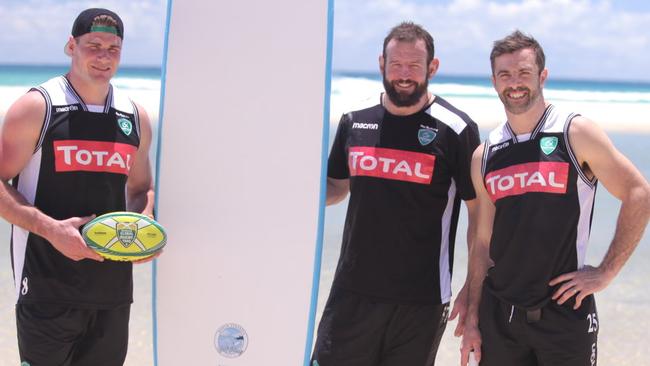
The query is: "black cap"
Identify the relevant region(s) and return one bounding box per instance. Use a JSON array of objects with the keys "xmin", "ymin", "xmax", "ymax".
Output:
[{"xmin": 71, "ymin": 8, "xmax": 124, "ymax": 39}]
